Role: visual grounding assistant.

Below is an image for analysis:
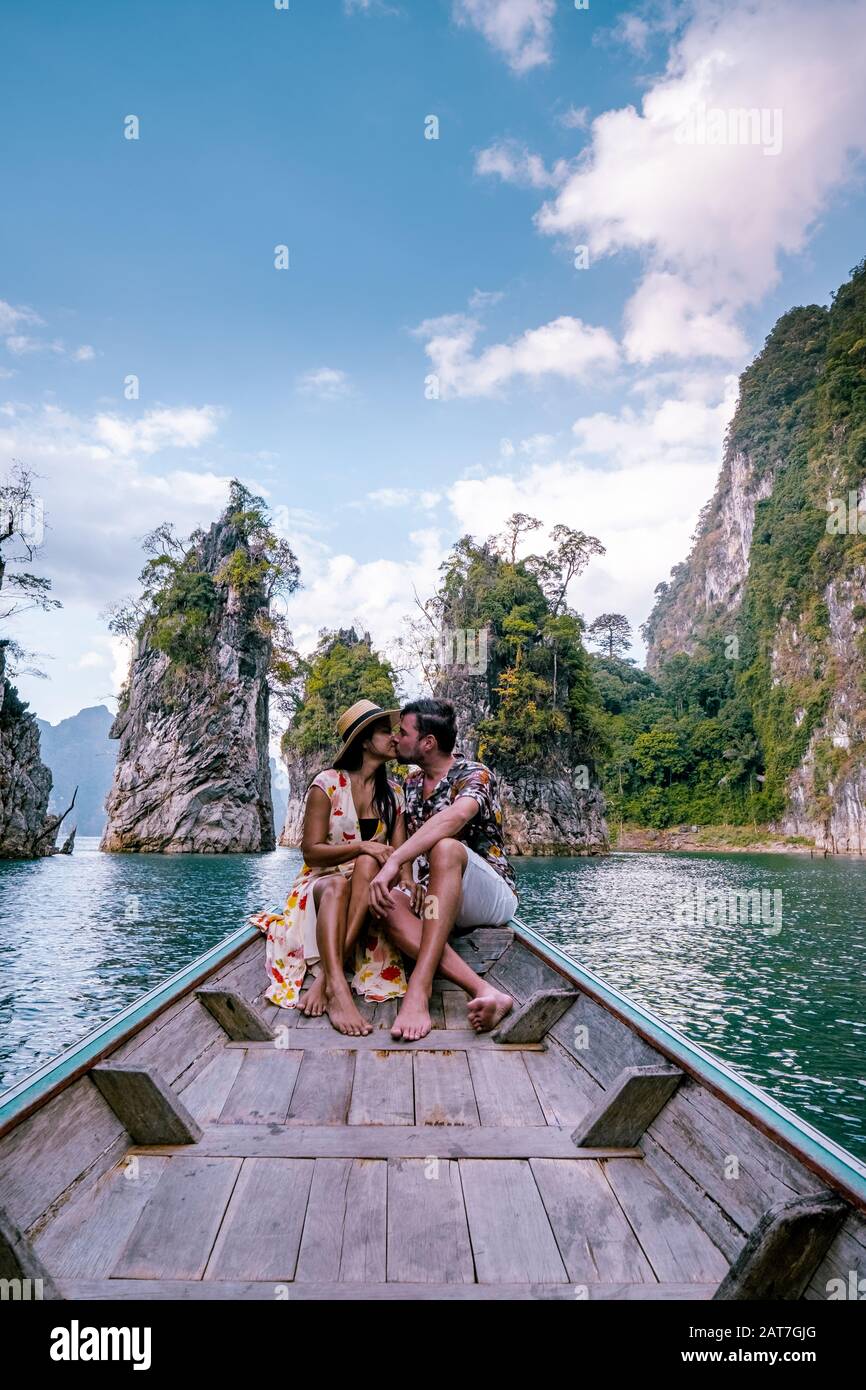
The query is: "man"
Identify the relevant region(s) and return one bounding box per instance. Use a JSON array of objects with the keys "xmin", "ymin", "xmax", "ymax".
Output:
[{"xmin": 368, "ymin": 698, "xmax": 517, "ymax": 1041}]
